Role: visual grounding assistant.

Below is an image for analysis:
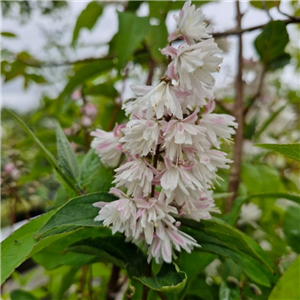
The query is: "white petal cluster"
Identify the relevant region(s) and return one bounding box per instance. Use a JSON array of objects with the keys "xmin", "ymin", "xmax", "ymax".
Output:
[
  {"xmin": 90, "ymin": 2, "xmax": 237, "ymax": 264},
  {"xmin": 168, "ymin": 1, "xmax": 212, "ymax": 44}
]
